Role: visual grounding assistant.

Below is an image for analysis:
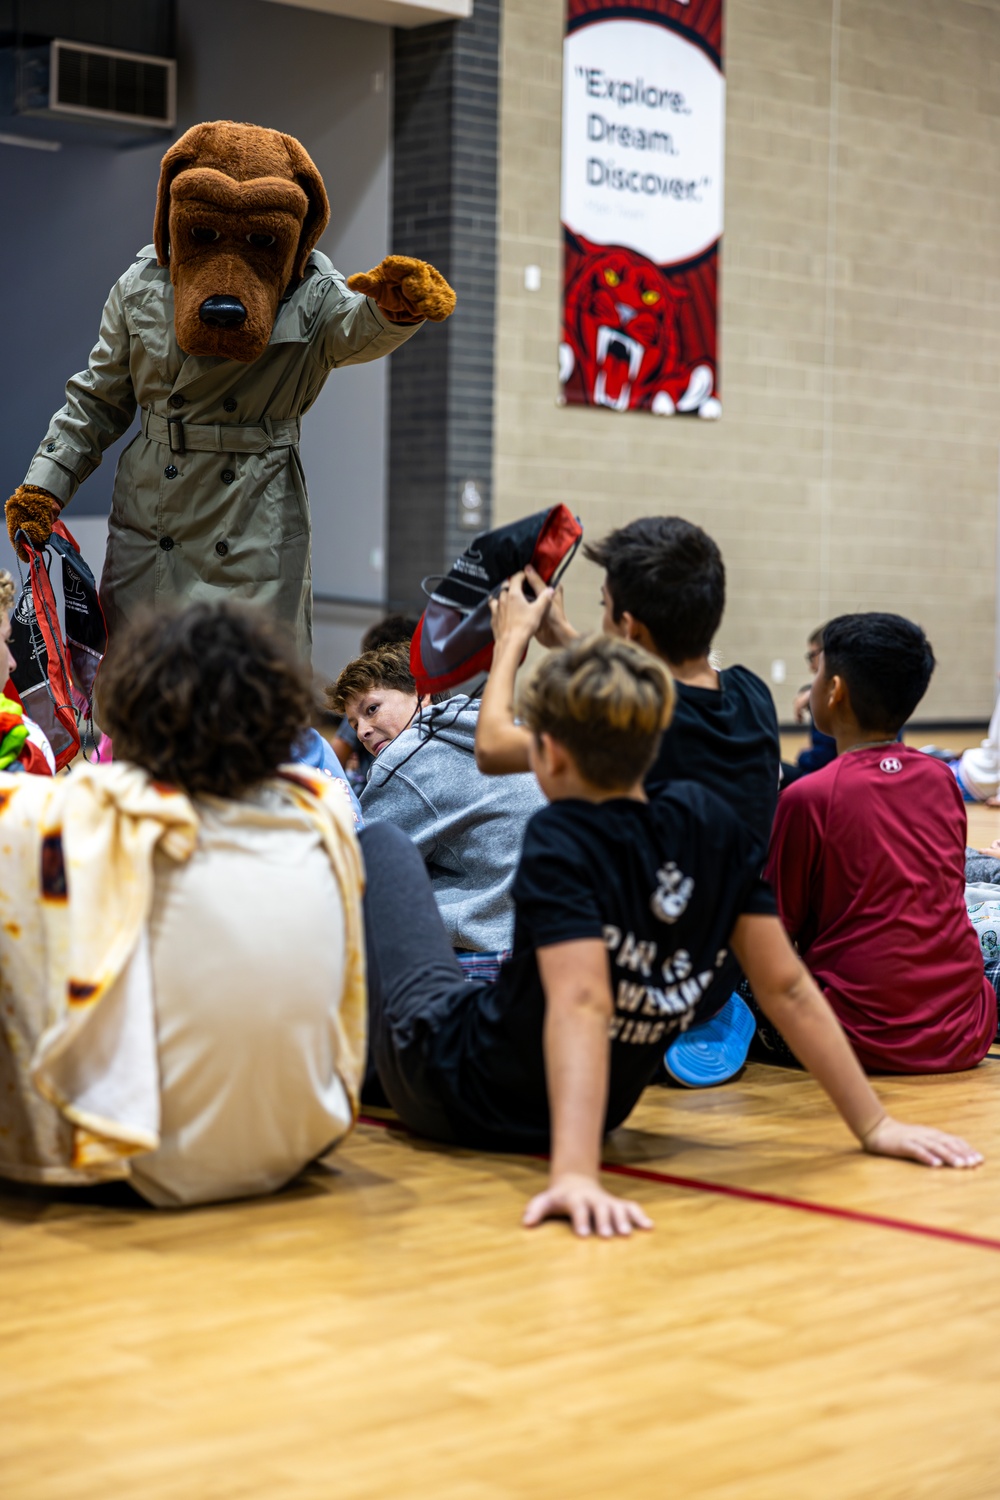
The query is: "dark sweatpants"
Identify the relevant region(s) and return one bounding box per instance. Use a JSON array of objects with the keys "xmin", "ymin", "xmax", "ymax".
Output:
[{"xmin": 359, "ymin": 822, "xmax": 477, "ymax": 1142}]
